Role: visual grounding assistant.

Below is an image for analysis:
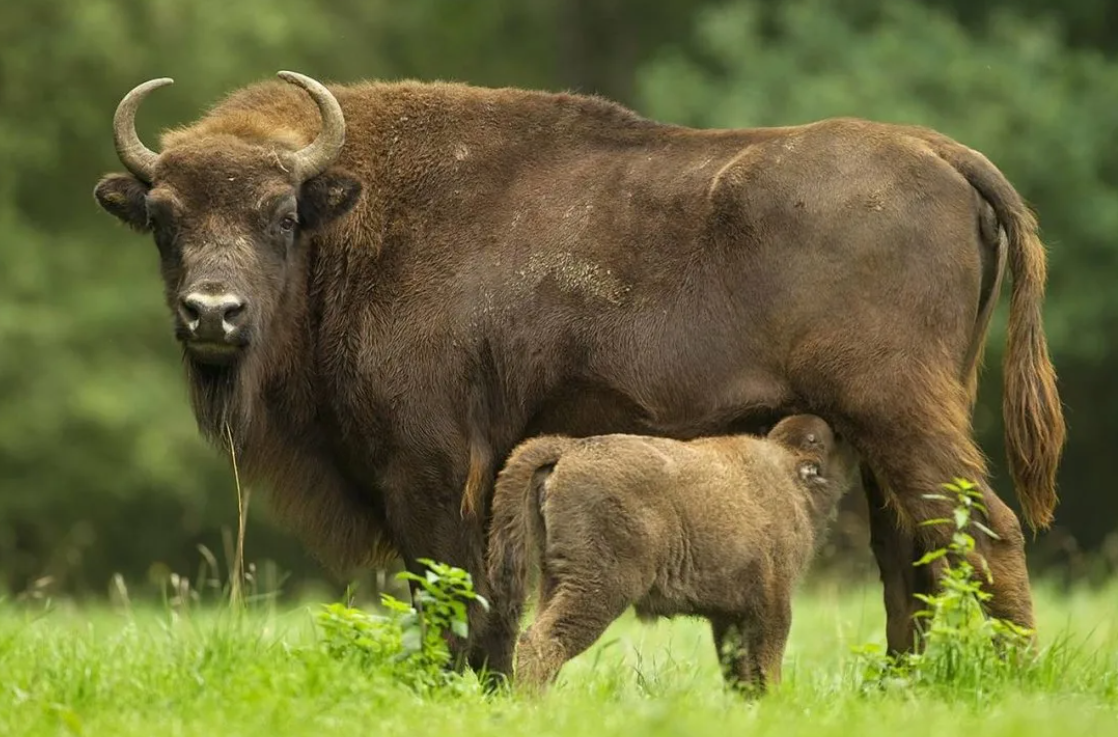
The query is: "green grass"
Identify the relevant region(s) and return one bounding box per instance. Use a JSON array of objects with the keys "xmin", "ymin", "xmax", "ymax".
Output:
[{"xmin": 0, "ymin": 576, "xmax": 1115, "ymax": 737}]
